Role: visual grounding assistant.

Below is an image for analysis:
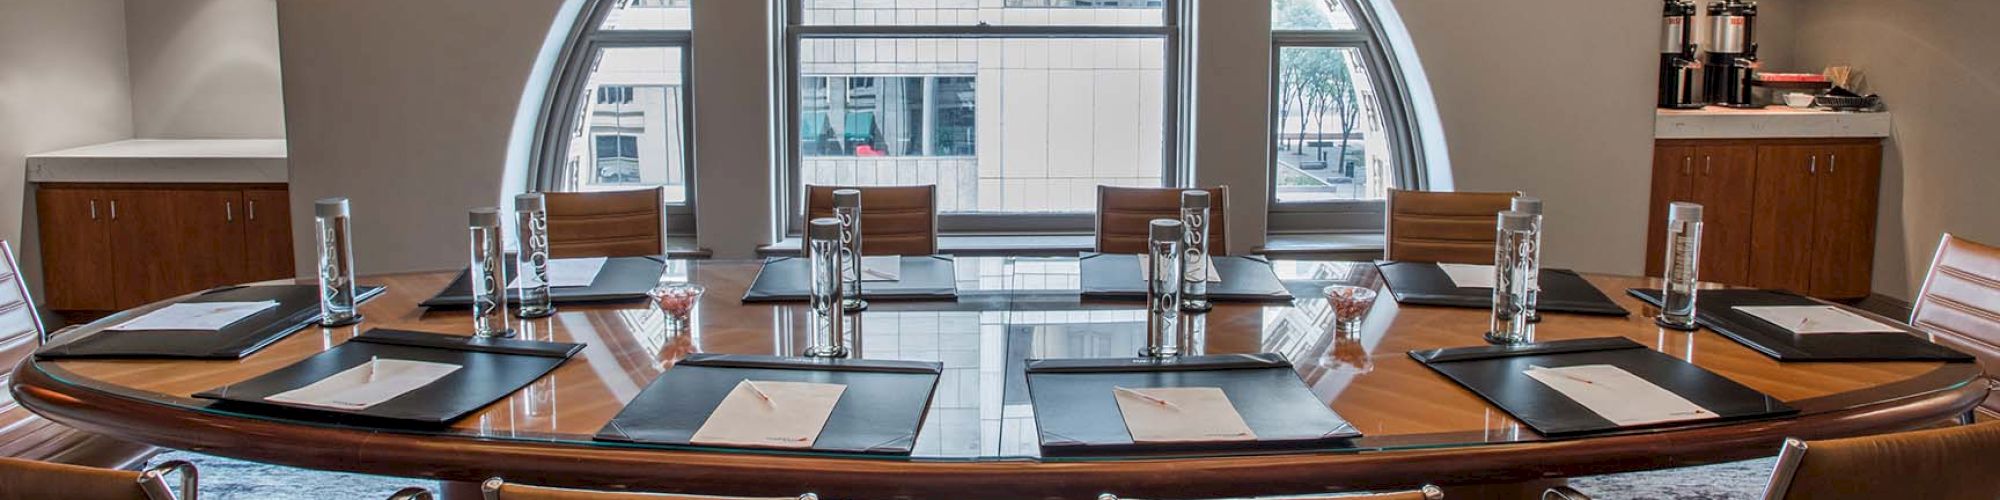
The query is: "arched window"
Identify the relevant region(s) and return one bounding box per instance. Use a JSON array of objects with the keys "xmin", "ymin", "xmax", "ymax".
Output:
[
  {"xmin": 1269, "ymin": 0, "xmax": 1427, "ymax": 233},
  {"xmin": 533, "ymin": 0, "xmax": 694, "ymax": 233}
]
